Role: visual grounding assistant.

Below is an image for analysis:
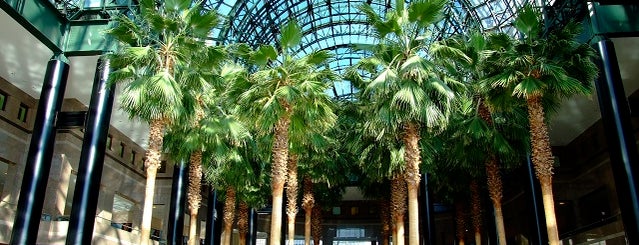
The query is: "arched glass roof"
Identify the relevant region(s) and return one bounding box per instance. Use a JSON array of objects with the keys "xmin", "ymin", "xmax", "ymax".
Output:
[
  {"xmin": 202, "ymin": 0, "xmax": 547, "ymax": 98},
  {"xmin": 45, "ymin": 0, "xmax": 554, "ymax": 97}
]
